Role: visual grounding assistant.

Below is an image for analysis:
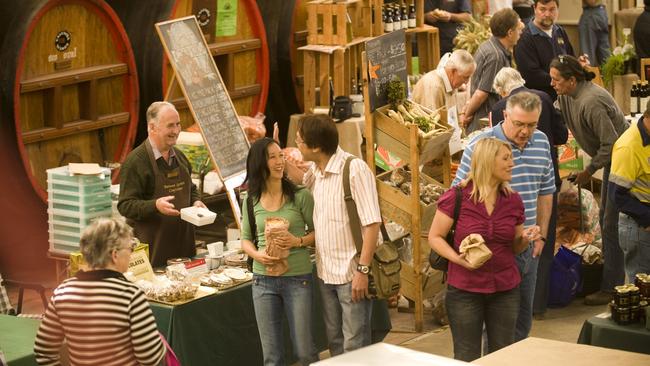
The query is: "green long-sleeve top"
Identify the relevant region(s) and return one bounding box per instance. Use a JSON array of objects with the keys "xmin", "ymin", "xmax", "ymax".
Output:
[
  {"xmin": 118, "ymin": 141, "xmax": 199, "ymax": 221},
  {"xmin": 241, "ymin": 188, "xmax": 315, "ymax": 276}
]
